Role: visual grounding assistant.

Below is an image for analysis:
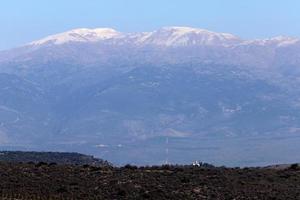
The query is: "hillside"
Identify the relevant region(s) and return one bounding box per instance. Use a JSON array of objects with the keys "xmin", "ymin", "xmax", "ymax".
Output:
[
  {"xmin": 0, "ymin": 162, "xmax": 300, "ymax": 199},
  {"xmin": 0, "ymin": 151, "xmax": 110, "ymax": 167}
]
